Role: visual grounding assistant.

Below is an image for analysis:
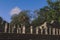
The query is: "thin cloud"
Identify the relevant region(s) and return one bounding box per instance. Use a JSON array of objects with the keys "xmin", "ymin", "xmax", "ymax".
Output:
[{"xmin": 10, "ymin": 7, "xmax": 21, "ymax": 16}]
